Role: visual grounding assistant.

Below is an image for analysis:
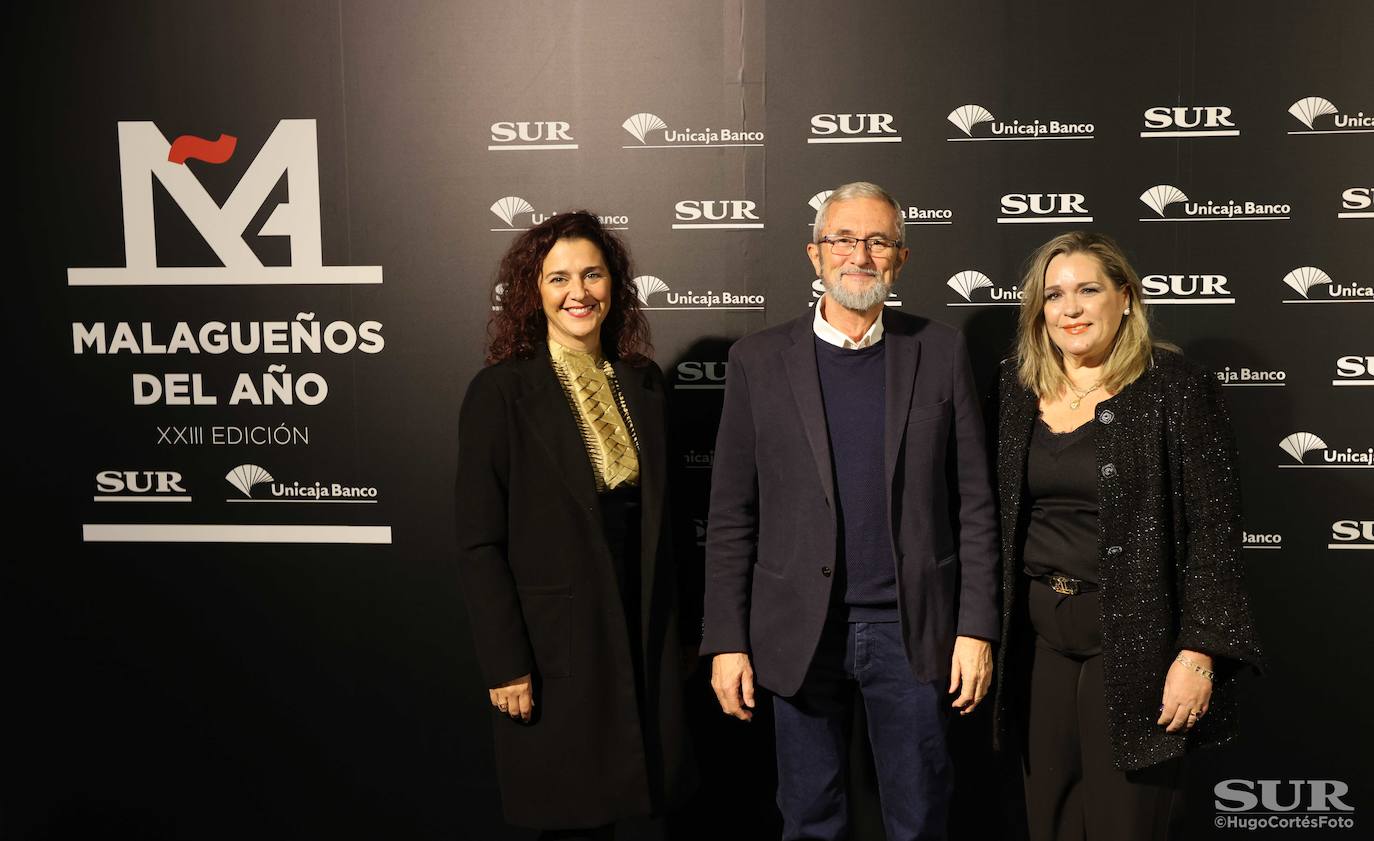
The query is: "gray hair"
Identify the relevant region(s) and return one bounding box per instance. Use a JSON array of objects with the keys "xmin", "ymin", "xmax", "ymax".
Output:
[{"xmin": 811, "ymin": 181, "xmax": 904, "ymax": 243}]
